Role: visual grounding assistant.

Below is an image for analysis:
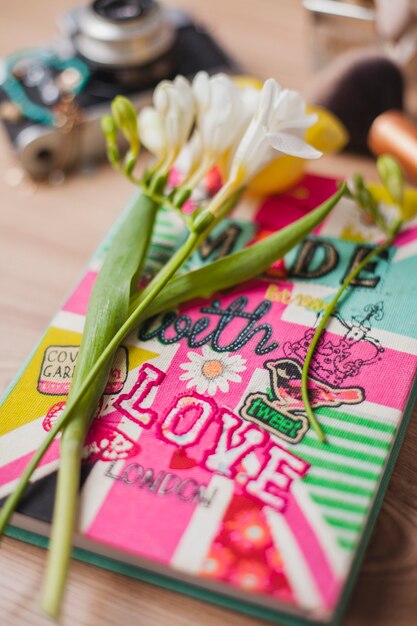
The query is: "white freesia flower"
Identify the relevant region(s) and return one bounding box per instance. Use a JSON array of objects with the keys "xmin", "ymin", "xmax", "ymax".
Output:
[
  {"xmin": 187, "ymin": 72, "xmax": 259, "ymax": 182},
  {"xmin": 138, "ymin": 75, "xmax": 195, "ymax": 170},
  {"xmin": 138, "ymin": 73, "xmax": 320, "ymax": 222},
  {"xmin": 228, "ymin": 78, "xmax": 321, "ymax": 186}
]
